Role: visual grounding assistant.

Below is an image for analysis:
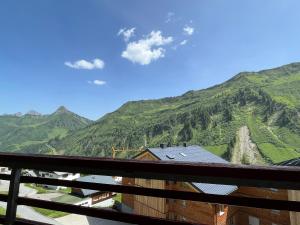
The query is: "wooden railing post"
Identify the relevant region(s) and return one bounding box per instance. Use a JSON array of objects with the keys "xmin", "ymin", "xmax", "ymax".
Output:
[{"xmin": 5, "ymin": 168, "xmax": 21, "ymax": 225}]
